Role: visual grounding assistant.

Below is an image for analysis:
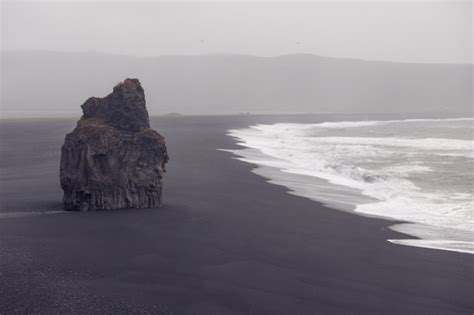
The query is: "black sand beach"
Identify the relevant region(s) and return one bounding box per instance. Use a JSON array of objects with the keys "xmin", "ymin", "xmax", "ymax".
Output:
[{"xmin": 1, "ymin": 115, "xmax": 473, "ymax": 314}]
